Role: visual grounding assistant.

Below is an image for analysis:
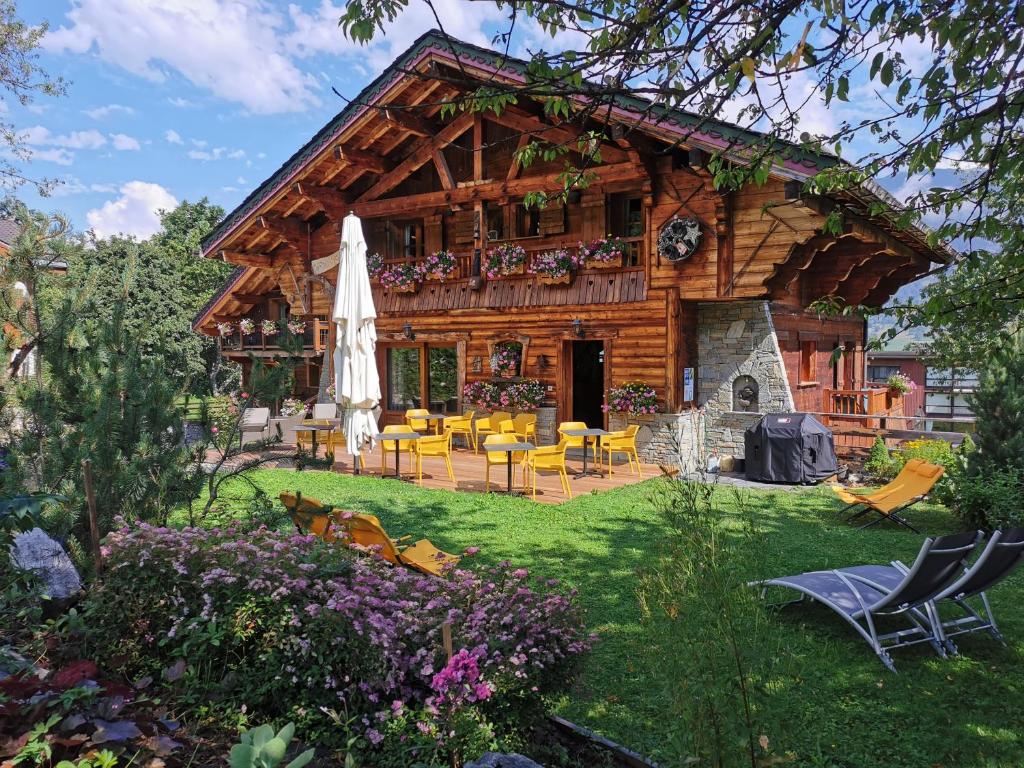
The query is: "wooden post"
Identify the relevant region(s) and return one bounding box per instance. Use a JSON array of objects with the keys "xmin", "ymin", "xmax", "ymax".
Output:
[
  {"xmin": 441, "ymin": 621, "xmax": 453, "ymax": 661},
  {"xmin": 81, "ymin": 459, "xmax": 102, "ymax": 575}
]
